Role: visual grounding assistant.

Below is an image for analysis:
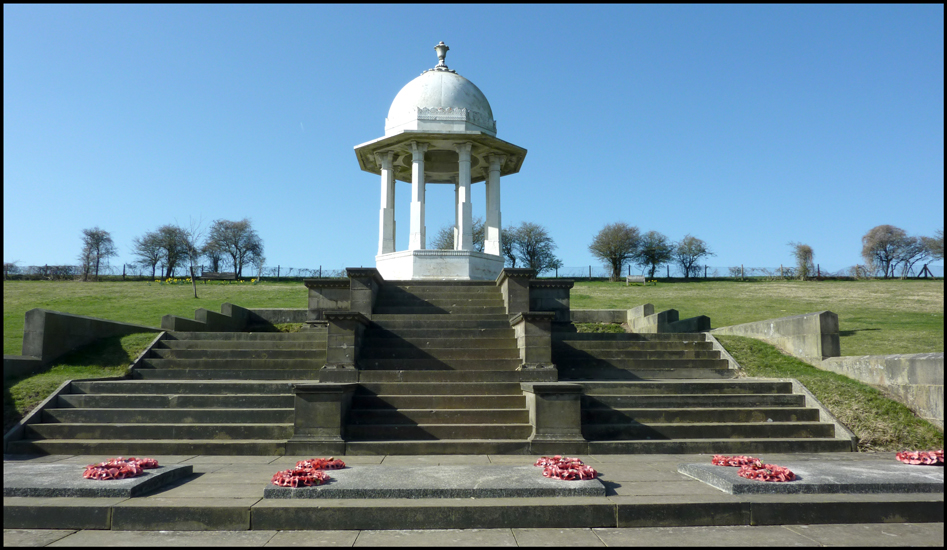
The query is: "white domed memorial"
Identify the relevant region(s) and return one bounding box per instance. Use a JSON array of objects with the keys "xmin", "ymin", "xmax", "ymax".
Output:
[{"xmin": 354, "ymin": 42, "xmax": 527, "ymax": 280}]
